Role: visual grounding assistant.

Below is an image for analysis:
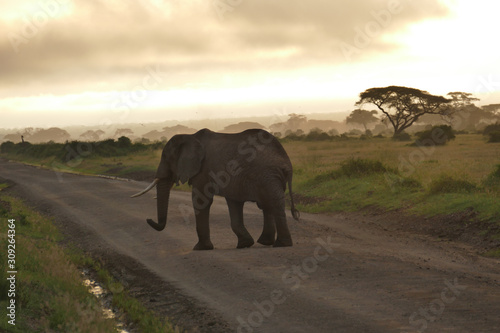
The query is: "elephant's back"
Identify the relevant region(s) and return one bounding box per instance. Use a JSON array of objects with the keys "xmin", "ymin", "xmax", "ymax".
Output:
[
  {"xmin": 199, "ymin": 129, "xmax": 292, "ymax": 197},
  {"xmin": 203, "ymin": 129, "xmax": 292, "ymax": 169}
]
